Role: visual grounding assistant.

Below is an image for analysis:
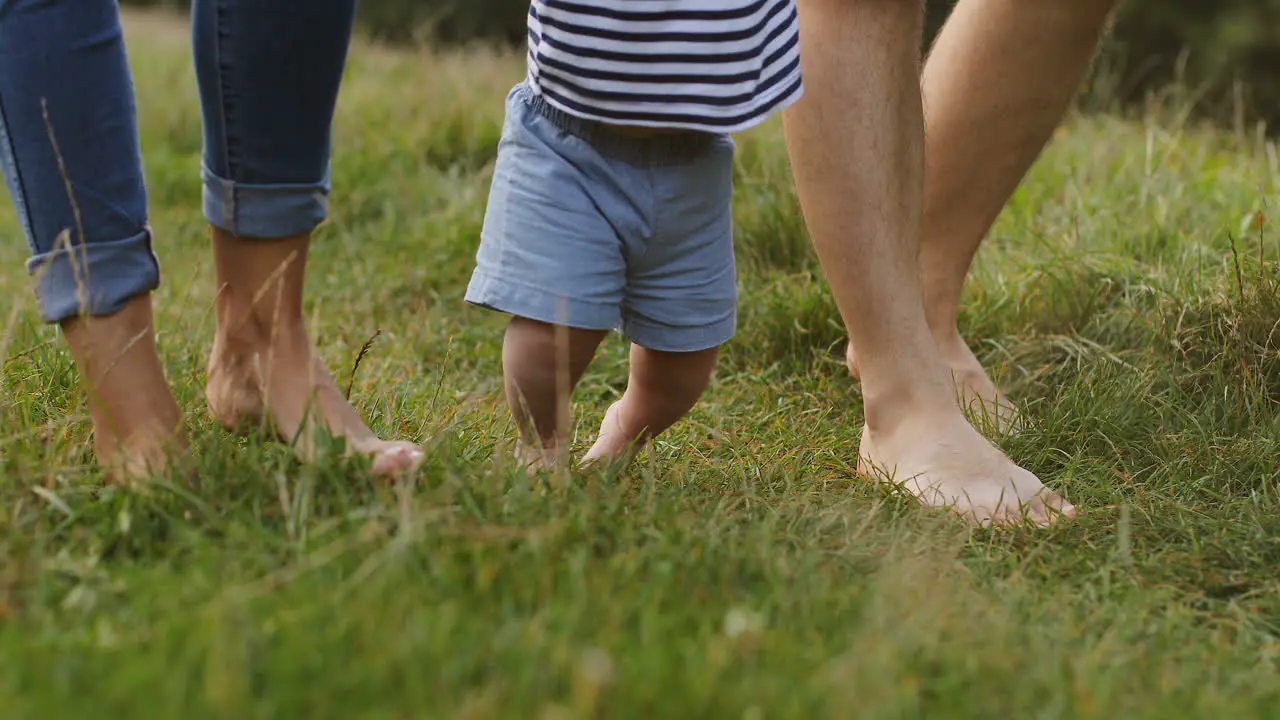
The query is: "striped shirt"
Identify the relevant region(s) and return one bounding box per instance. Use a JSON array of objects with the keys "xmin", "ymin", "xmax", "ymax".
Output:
[{"xmin": 526, "ymin": 0, "xmax": 804, "ymax": 134}]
